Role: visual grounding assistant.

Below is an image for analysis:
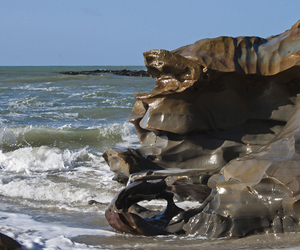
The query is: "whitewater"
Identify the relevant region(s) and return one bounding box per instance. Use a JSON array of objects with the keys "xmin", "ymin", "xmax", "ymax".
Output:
[
  {"xmin": 0, "ymin": 66, "xmax": 147, "ymax": 249},
  {"xmin": 1, "ymin": 66, "xmax": 300, "ymax": 249}
]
